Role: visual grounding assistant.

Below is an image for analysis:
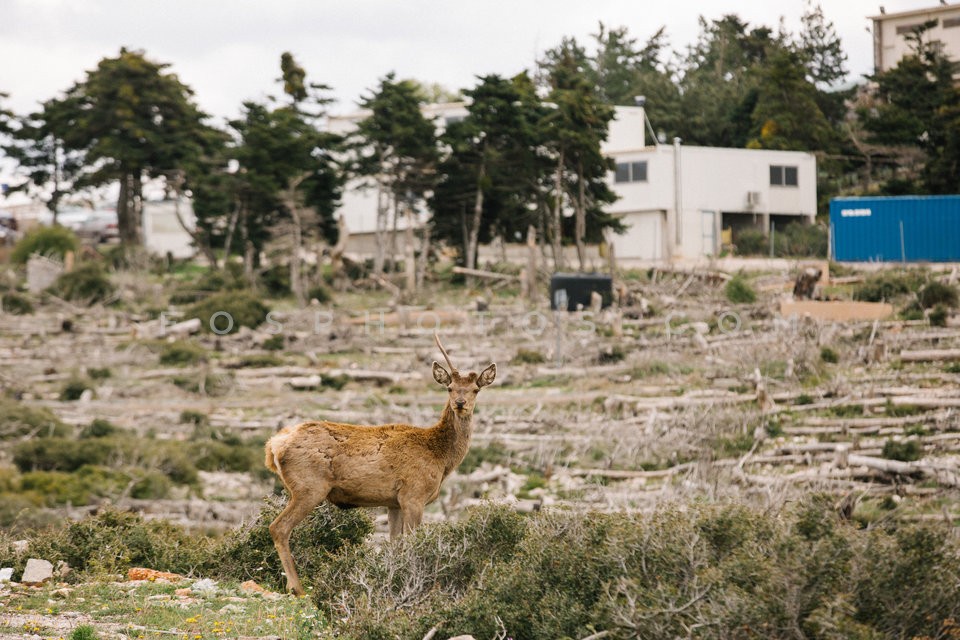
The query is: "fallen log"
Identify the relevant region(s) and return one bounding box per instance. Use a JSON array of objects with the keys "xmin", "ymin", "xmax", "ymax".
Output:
[
  {"xmin": 900, "ymin": 348, "xmax": 960, "ymax": 363},
  {"xmin": 452, "ymin": 266, "xmax": 520, "ymax": 281}
]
